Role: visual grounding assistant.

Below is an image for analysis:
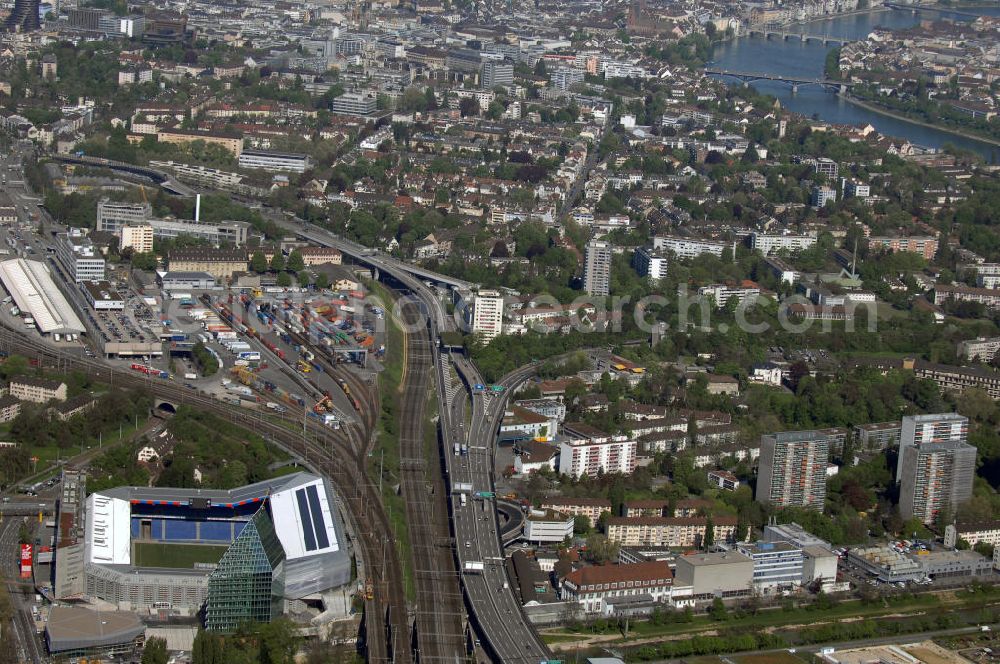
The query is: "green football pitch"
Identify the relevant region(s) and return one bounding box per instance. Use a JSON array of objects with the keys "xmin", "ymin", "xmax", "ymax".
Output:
[{"xmin": 132, "ymin": 541, "xmax": 228, "ymax": 569}]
